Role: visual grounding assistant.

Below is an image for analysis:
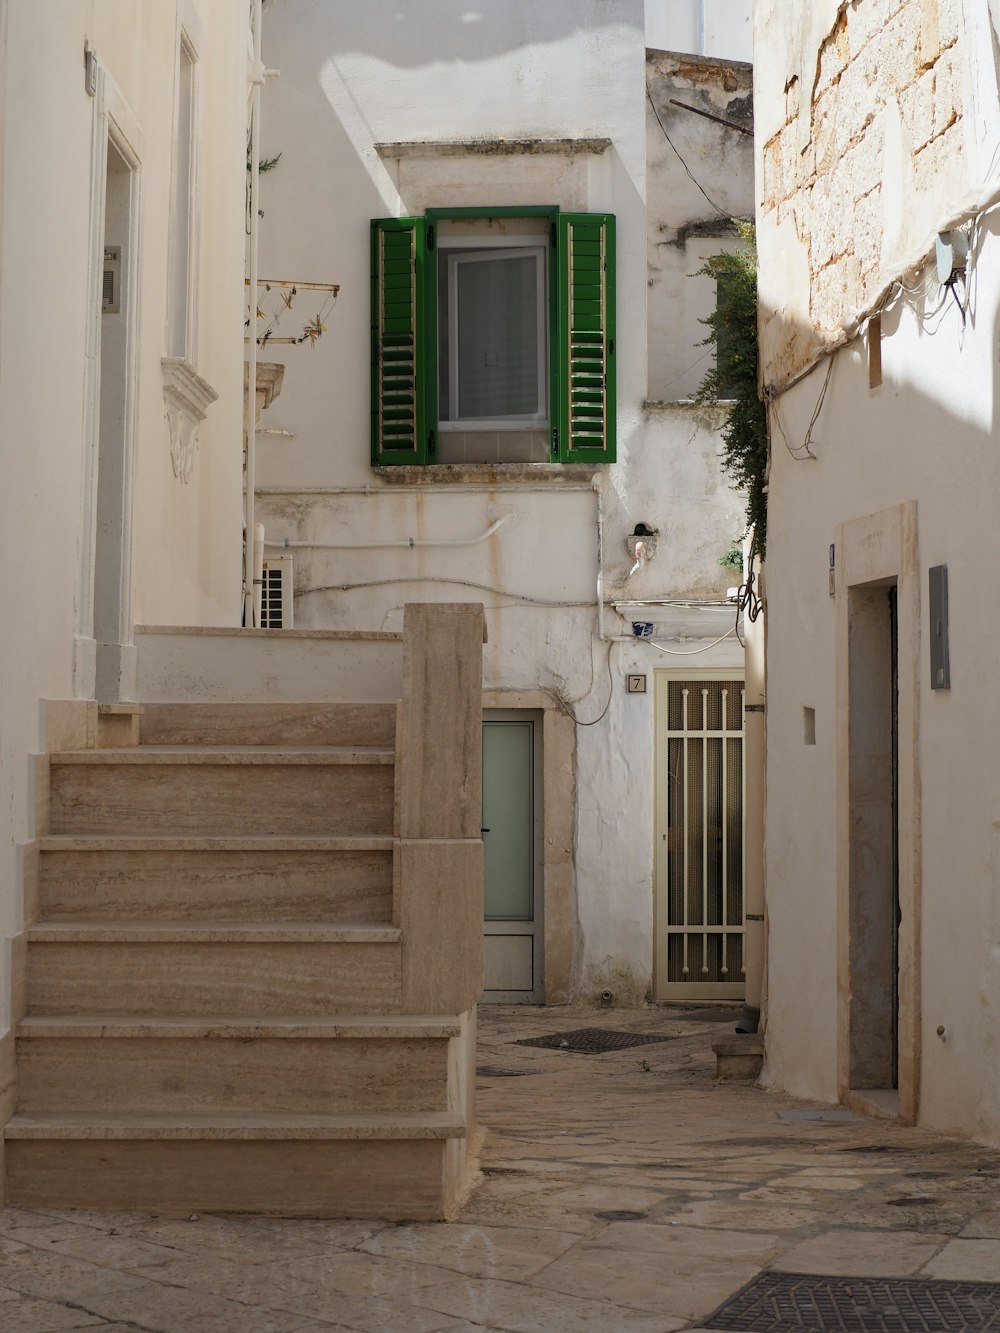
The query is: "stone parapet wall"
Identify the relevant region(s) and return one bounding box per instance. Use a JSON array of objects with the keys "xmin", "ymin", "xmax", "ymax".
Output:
[{"xmin": 755, "ymin": 0, "xmax": 973, "ymax": 386}]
